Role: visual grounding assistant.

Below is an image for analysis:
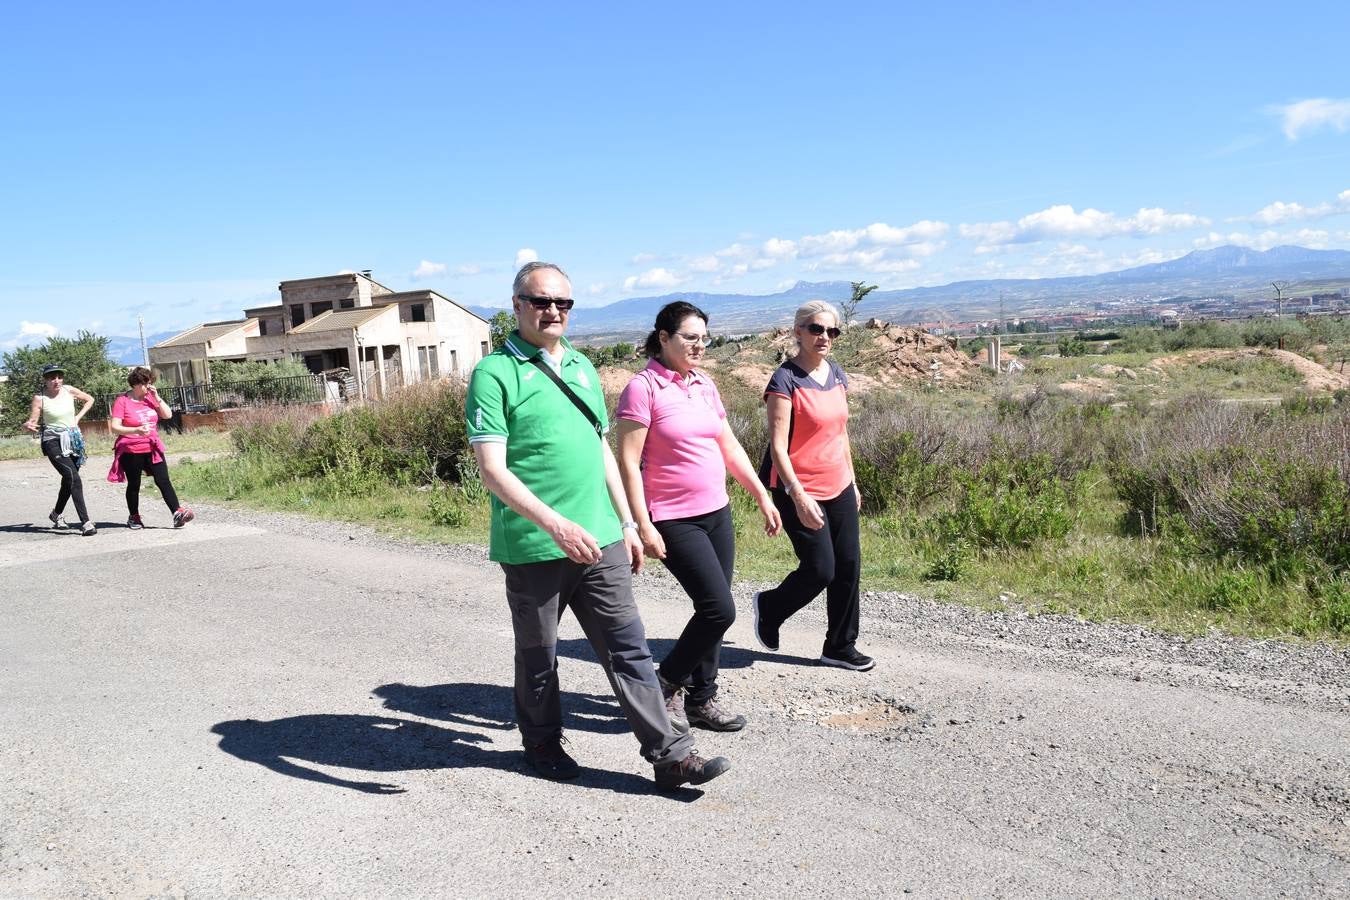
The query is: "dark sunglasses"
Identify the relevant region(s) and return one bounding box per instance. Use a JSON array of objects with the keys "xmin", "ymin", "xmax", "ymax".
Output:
[
  {"xmin": 805, "ymin": 323, "xmax": 842, "ymax": 338},
  {"xmin": 519, "ymin": 294, "xmax": 575, "ymax": 311}
]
